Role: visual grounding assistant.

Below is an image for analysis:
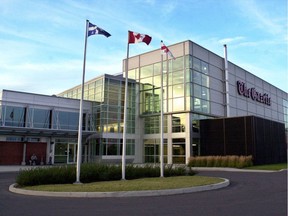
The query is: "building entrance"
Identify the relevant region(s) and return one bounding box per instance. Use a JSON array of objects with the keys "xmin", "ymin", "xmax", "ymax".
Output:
[
  {"xmin": 68, "ymin": 143, "xmax": 77, "ymax": 164},
  {"xmin": 54, "ymin": 139, "xmax": 78, "ymax": 164}
]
